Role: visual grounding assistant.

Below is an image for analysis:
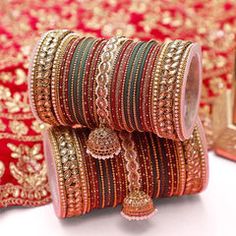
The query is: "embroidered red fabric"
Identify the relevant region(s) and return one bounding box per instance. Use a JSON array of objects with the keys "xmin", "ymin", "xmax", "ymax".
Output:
[{"xmin": 0, "ymin": 0, "xmax": 235, "ymax": 208}]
